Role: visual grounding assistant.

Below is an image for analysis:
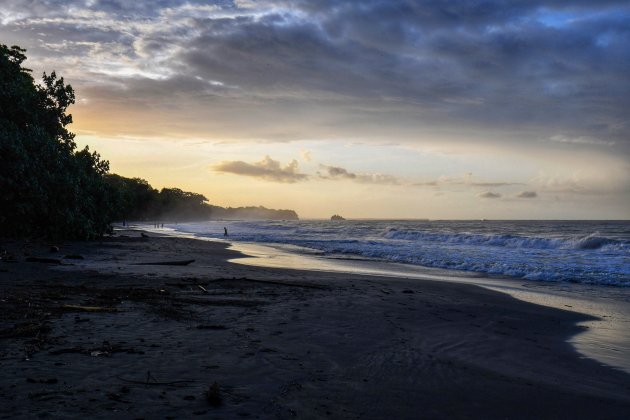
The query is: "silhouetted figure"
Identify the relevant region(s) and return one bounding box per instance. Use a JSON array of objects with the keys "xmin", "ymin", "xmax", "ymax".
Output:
[
  {"xmin": 224, "ymin": 227, "xmax": 228, "ymax": 237},
  {"xmin": 161, "ymin": 223, "xmax": 164, "ymax": 229}
]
